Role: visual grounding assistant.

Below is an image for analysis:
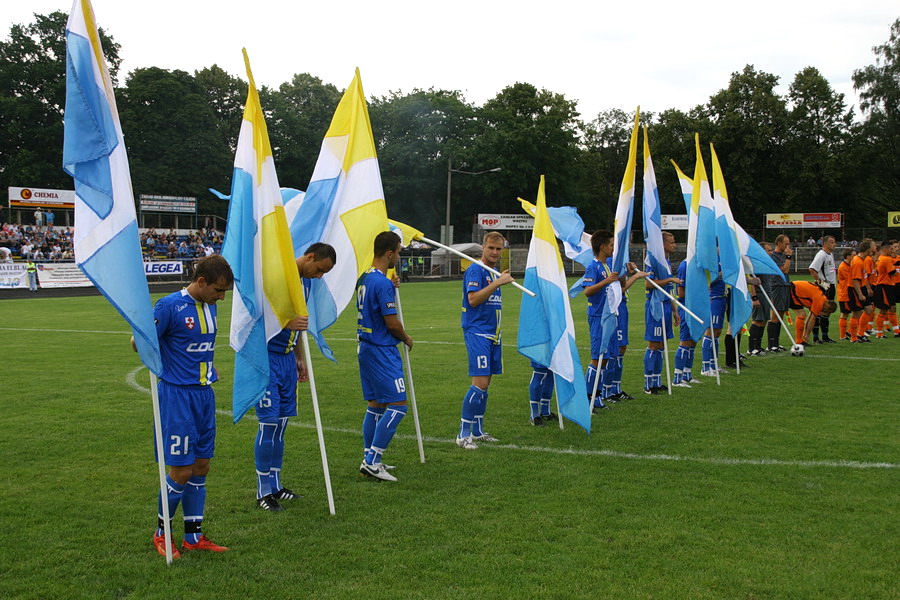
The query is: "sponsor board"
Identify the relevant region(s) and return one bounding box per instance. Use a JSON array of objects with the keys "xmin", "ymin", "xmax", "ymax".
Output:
[
  {"xmin": 0, "ymin": 263, "xmax": 28, "ymax": 288},
  {"xmin": 8, "ymin": 187, "xmax": 76, "ymax": 208},
  {"xmin": 477, "ymin": 213, "xmax": 535, "ymax": 230},
  {"xmin": 766, "ymin": 212, "xmax": 842, "ymax": 228},
  {"xmin": 802, "ymin": 212, "xmax": 842, "ymax": 228},
  {"xmin": 766, "ymin": 213, "xmax": 804, "ymax": 228},
  {"xmin": 139, "ymin": 194, "xmax": 196, "ymax": 213},
  {"xmin": 144, "ymin": 261, "xmax": 184, "ymax": 275},
  {"xmin": 888, "ymin": 211, "xmax": 900, "ymax": 228},
  {"xmin": 35, "ymin": 263, "xmax": 92, "ymax": 288},
  {"xmin": 661, "ymin": 214, "xmax": 689, "ymax": 230}
]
